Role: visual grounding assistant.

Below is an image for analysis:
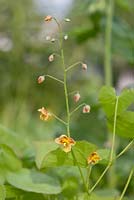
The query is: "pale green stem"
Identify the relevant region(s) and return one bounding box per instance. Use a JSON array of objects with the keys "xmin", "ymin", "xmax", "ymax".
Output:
[
  {"xmin": 104, "ymin": 0, "xmax": 114, "ymax": 86},
  {"xmin": 109, "ymin": 96, "xmax": 119, "ymax": 162},
  {"xmin": 51, "ymin": 113, "xmax": 67, "ymax": 126},
  {"xmin": 89, "ymin": 164, "xmax": 110, "ymax": 194},
  {"xmin": 119, "ymin": 168, "xmax": 134, "ymax": 200},
  {"xmin": 66, "ymin": 61, "xmax": 82, "ymax": 72},
  {"xmin": 71, "ymin": 149, "xmax": 90, "ymax": 196},
  {"xmin": 54, "ymin": 17, "xmax": 70, "ymax": 137},
  {"xmin": 89, "ymin": 96, "xmax": 119, "ymax": 193},
  {"xmin": 116, "ymin": 139, "xmax": 134, "ymax": 159},
  {"xmin": 61, "ymin": 49, "xmax": 70, "ymax": 137},
  {"xmin": 86, "ymin": 165, "xmax": 92, "ymax": 190},
  {"xmin": 70, "ymin": 103, "xmax": 86, "ymax": 116},
  {"xmin": 45, "ymin": 75, "xmax": 64, "ymax": 84},
  {"xmin": 68, "ymin": 90, "xmax": 79, "ymax": 95},
  {"xmin": 104, "ymin": 0, "xmax": 115, "ymax": 188}
]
